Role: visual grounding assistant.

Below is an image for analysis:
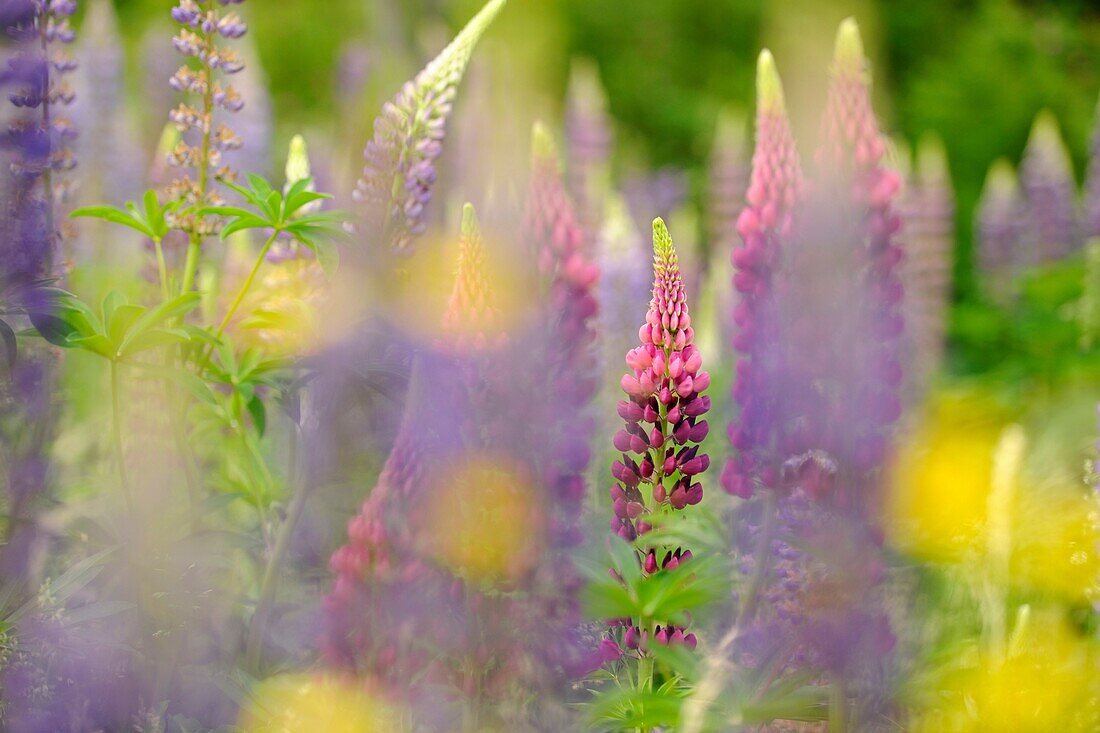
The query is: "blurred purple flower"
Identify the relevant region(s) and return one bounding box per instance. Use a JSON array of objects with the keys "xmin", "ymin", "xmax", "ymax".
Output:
[
  {"xmin": 897, "ymin": 135, "xmax": 954, "ymax": 398},
  {"xmin": 722, "ymin": 50, "xmax": 801, "ymax": 501},
  {"xmin": 976, "ymin": 158, "xmax": 1027, "ymax": 304},
  {"xmin": 1084, "ymin": 94, "xmax": 1100, "ymax": 242},
  {"xmin": 1020, "ymin": 110, "xmax": 1079, "ymax": 262},
  {"xmin": 564, "ymin": 58, "xmax": 613, "ymax": 243}
]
